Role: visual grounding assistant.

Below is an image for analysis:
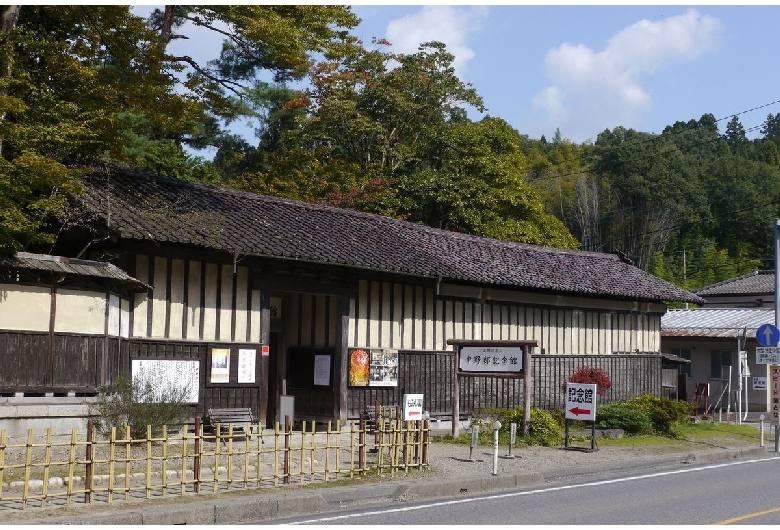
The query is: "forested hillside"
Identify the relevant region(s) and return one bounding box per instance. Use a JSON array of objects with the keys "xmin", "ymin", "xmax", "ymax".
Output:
[{"xmin": 2, "ymin": 6, "xmax": 778, "ymax": 293}]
